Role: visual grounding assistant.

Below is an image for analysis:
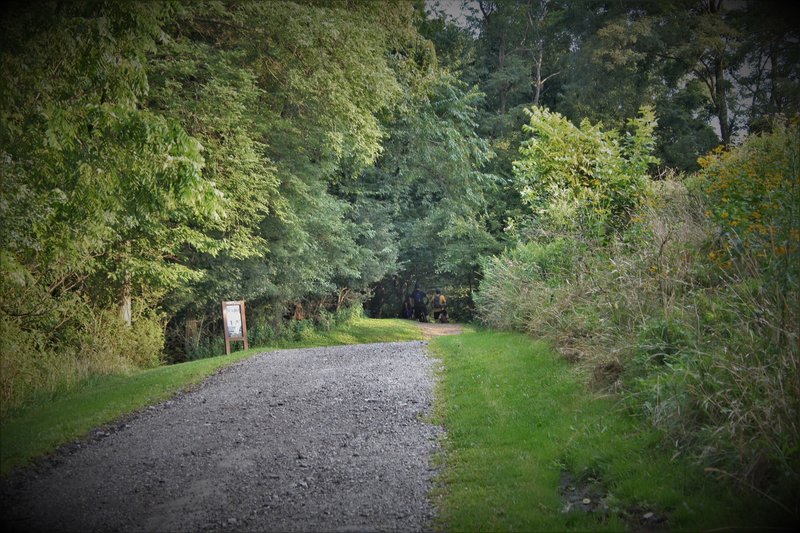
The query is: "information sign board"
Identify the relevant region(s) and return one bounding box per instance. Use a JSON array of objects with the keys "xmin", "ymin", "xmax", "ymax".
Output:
[{"xmin": 221, "ymin": 300, "xmax": 249, "ymax": 355}]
